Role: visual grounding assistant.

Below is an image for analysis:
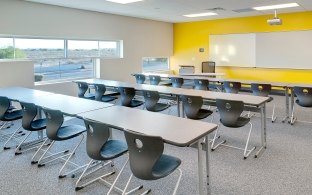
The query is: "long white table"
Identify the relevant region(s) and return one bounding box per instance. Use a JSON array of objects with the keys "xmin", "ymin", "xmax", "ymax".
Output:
[
  {"xmin": 132, "ymin": 73, "xmax": 221, "ymax": 83},
  {"xmin": 78, "ymin": 106, "xmax": 217, "ymax": 195},
  {"xmin": 76, "ymin": 79, "xmax": 269, "ymax": 158}
]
